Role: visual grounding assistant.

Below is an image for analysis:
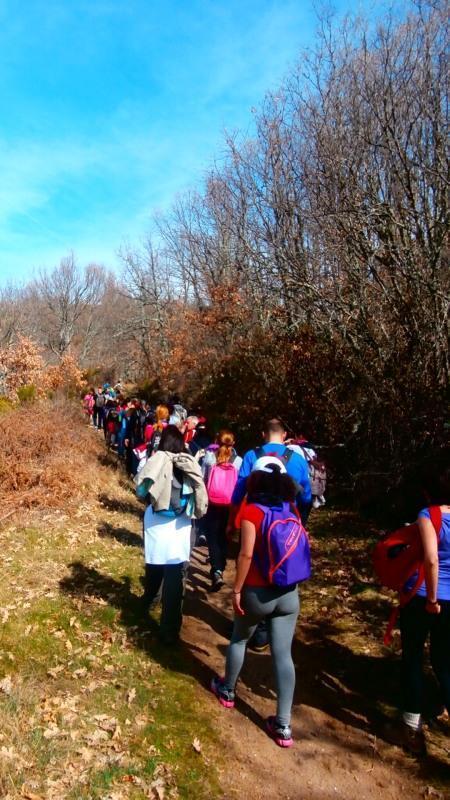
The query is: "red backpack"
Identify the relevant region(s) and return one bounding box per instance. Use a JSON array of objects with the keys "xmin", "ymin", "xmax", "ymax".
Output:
[{"xmin": 372, "ymin": 506, "xmax": 442, "ymax": 644}]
